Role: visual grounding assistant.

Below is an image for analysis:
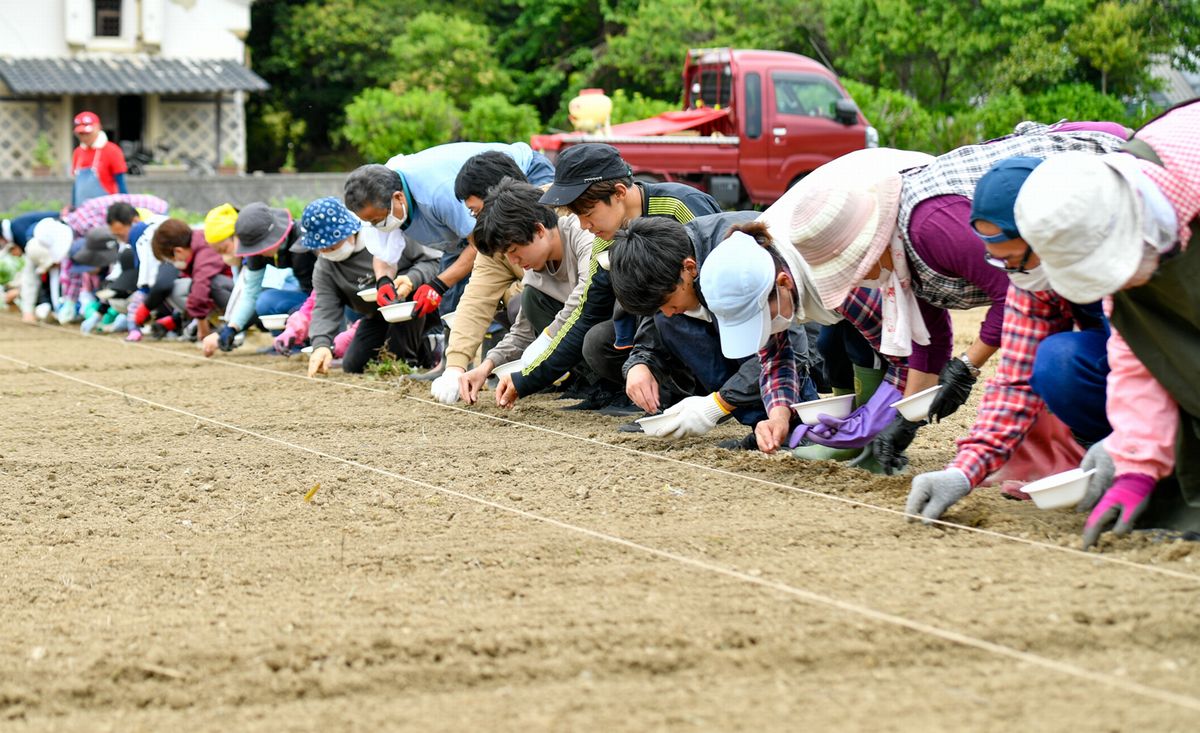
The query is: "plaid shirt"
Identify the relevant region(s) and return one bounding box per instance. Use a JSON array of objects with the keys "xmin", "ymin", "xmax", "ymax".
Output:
[
  {"xmin": 64, "ymin": 193, "xmax": 169, "ymax": 238},
  {"xmin": 950, "ymin": 285, "xmax": 1086, "ymax": 485},
  {"xmin": 1131, "ymin": 102, "xmax": 1200, "ymax": 245},
  {"xmin": 760, "ymin": 286, "xmax": 908, "ymax": 412},
  {"xmin": 897, "ymin": 122, "xmax": 1124, "ymax": 310}
]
